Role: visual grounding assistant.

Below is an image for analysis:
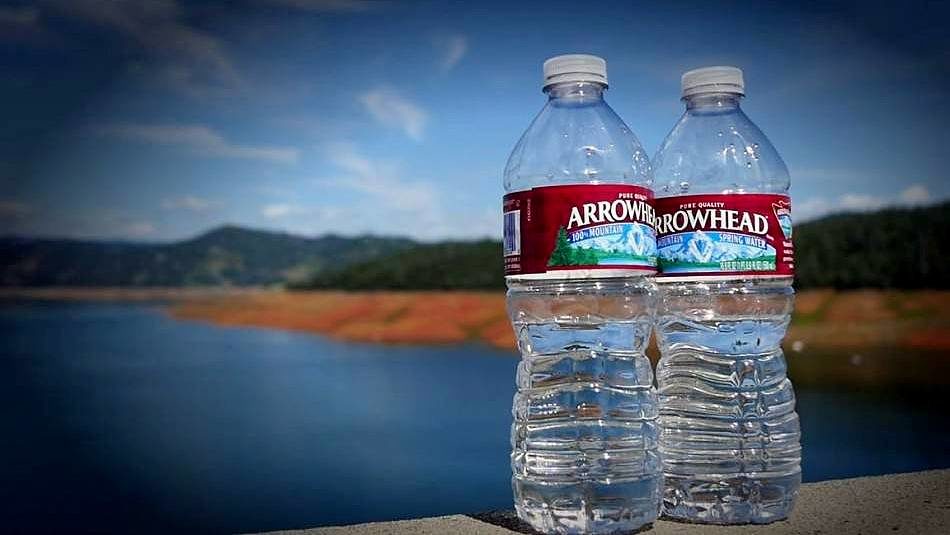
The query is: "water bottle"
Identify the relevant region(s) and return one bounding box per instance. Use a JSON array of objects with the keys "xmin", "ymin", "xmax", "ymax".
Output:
[
  {"xmin": 503, "ymin": 54, "xmax": 661, "ymax": 534},
  {"xmin": 652, "ymin": 66, "xmax": 801, "ymax": 524}
]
